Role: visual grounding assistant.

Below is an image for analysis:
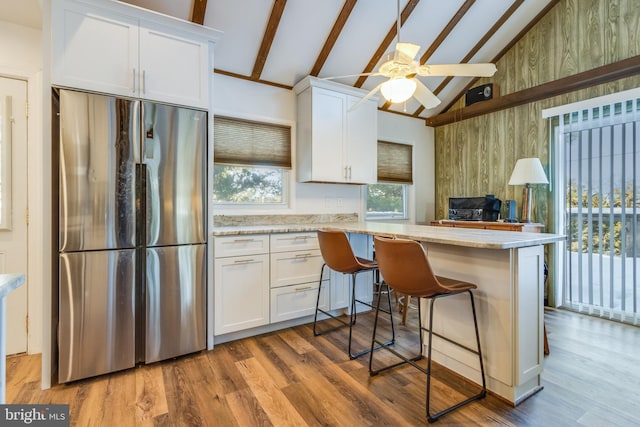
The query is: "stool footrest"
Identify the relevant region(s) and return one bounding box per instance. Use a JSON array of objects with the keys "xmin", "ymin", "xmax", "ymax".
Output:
[{"xmin": 313, "ymin": 309, "xmax": 352, "ymax": 336}]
